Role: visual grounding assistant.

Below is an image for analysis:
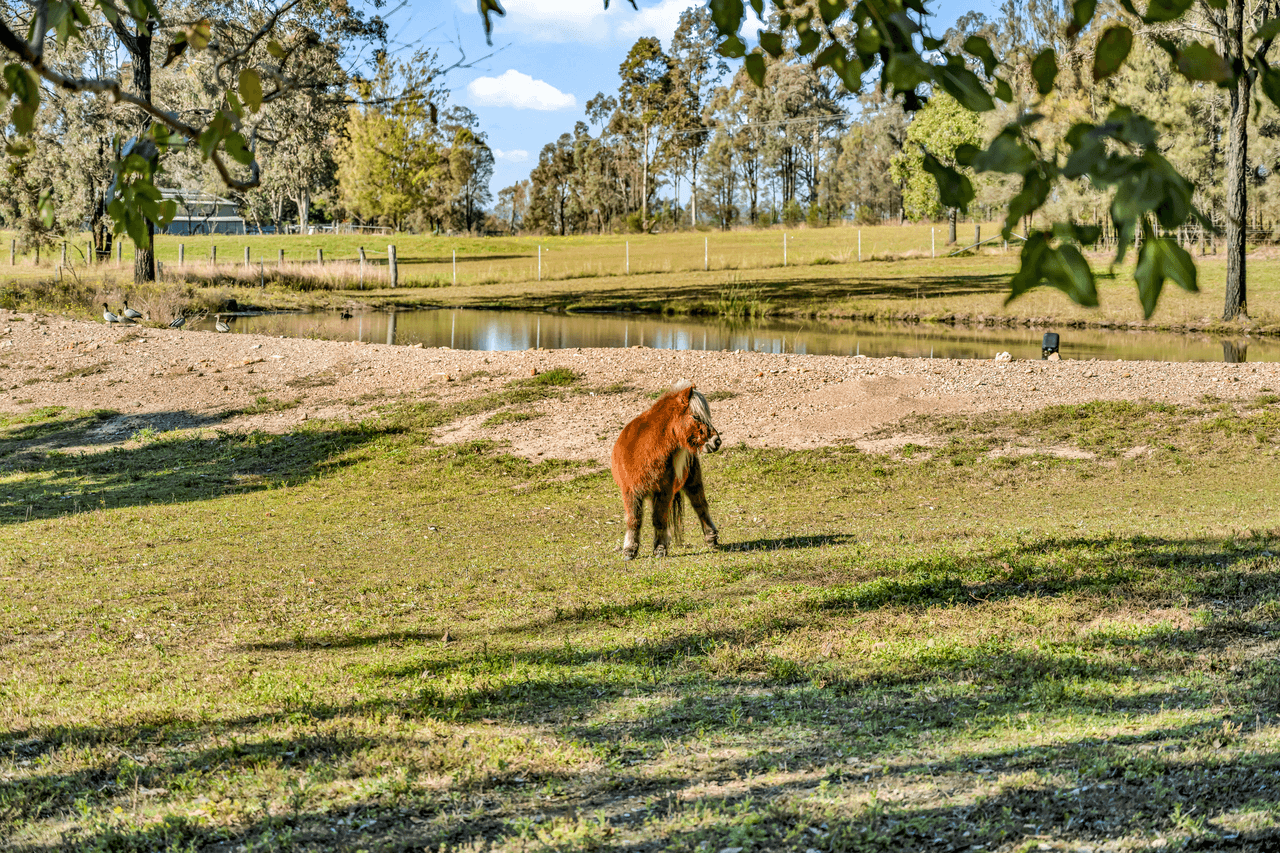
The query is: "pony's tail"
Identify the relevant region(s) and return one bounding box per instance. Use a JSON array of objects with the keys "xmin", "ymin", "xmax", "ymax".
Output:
[{"xmin": 669, "ymin": 490, "xmax": 685, "ymax": 546}]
